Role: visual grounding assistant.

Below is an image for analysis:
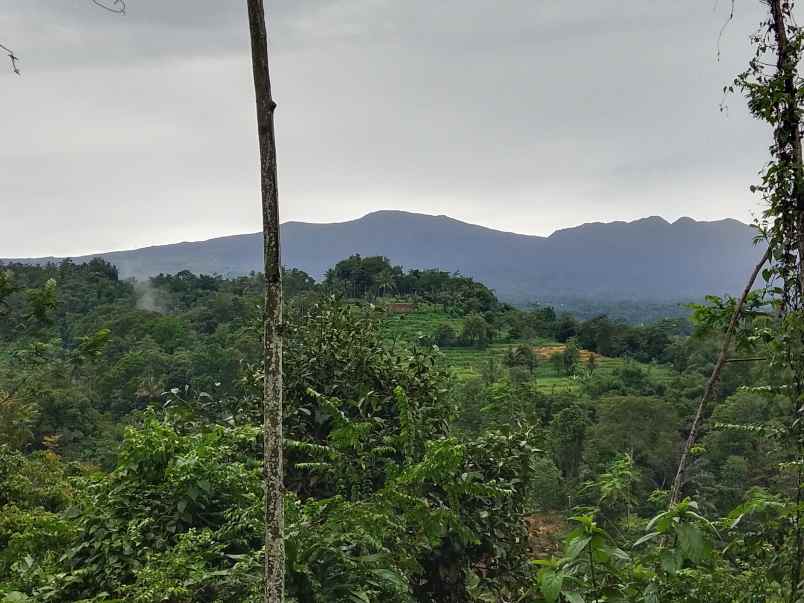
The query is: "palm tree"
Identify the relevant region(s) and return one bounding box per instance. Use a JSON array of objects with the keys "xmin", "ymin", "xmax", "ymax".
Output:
[{"xmin": 377, "ymin": 269, "xmax": 396, "ymax": 298}]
